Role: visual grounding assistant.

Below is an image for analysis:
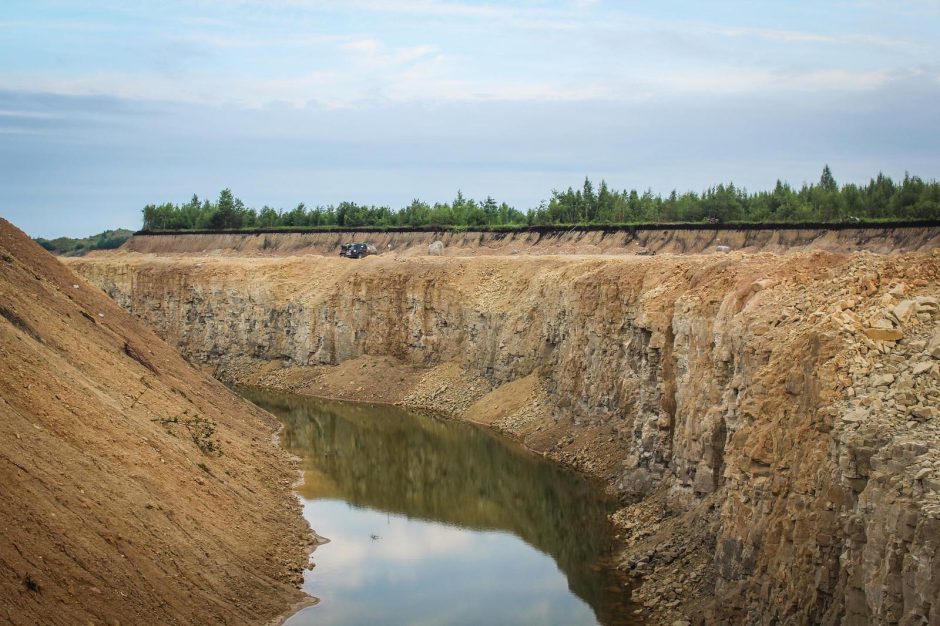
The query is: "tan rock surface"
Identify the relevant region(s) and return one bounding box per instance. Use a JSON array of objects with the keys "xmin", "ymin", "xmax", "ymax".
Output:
[
  {"xmin": 69, "ymin": 246, "xmax": 940, "ymax": 624},
  {"xmin": 115, "ymin": 225, "xmax": 940, "ymax": 256}
]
